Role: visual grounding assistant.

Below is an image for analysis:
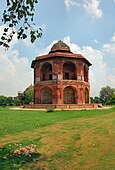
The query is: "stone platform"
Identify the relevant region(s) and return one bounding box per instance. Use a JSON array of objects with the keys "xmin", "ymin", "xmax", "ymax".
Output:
[{"xmin": 23, "ymin": 104, "xmax": 102, "ymax": 110}]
